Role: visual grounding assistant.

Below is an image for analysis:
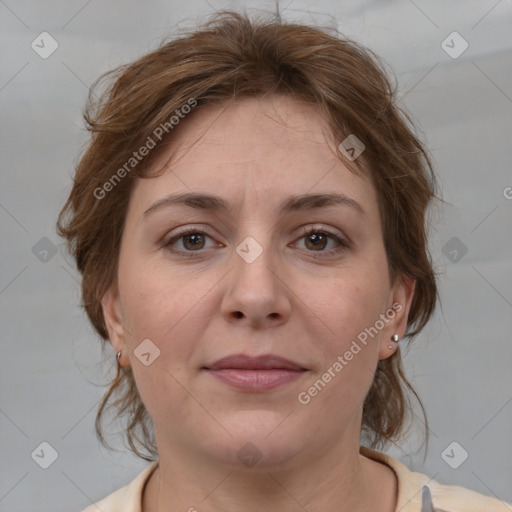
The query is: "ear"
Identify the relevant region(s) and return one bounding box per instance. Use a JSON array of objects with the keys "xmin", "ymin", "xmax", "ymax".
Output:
[
  {"xmin": 101, "ymin": 282, "xmax": 128, "ymax": 366},
  {"xmin": 378, "ymin": 276, "xmax": 416, "ymax": 360}
]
